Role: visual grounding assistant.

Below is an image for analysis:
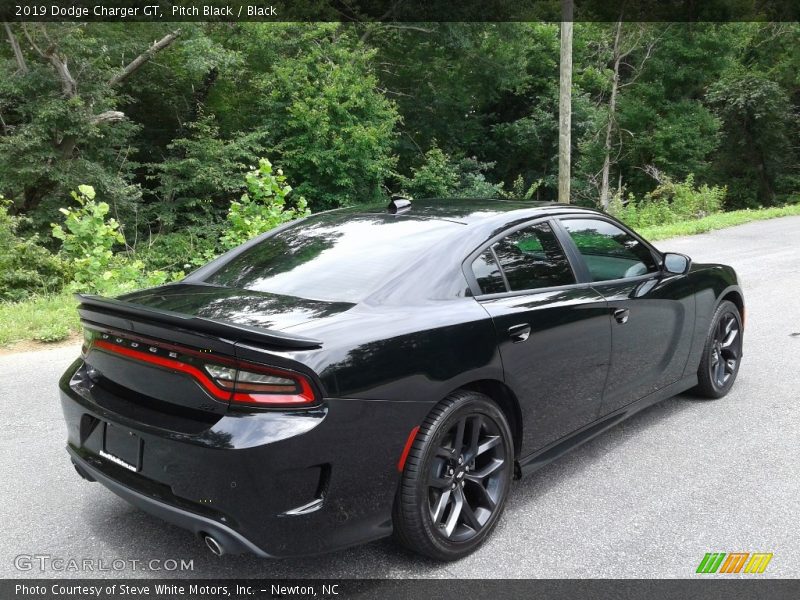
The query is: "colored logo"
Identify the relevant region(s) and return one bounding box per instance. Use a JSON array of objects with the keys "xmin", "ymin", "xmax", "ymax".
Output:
[{"xmin": 696, "ymin": 552, "xmax": 773, "ymax": 574}]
